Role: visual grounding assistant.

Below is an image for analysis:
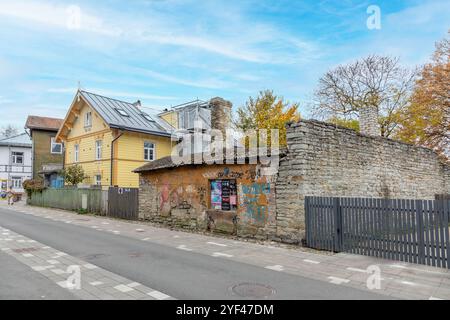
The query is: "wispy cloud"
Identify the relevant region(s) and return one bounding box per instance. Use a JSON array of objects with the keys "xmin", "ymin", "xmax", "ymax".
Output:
[
  {"xmin": 0, "ymin": 0, "xmax": 318, "ymax": 64},
  {"xmin": 47, "ymin": 87, "xmax": 176, "ymax": 100}
]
